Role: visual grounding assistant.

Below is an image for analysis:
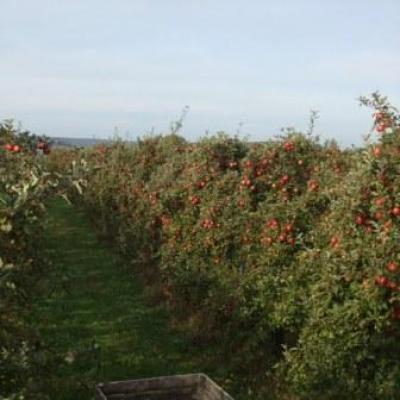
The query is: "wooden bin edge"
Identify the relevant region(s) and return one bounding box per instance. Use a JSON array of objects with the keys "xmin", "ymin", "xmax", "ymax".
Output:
[{"xmin": 95, "ymin": 373, "xmax": 234, "ymax": 399}]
